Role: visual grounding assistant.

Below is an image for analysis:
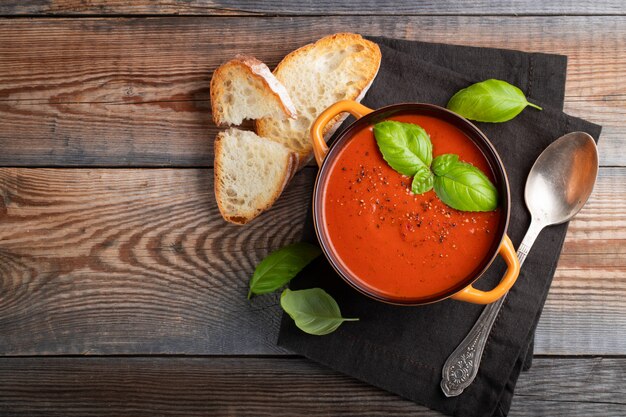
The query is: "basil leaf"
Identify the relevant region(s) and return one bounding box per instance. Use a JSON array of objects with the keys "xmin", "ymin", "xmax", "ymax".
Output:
[
  {"xmin": 373, "ymin": 121, "xmax": 433, "ymax": 176},
  {"xmin": 248, "ymin": 243, "xmax": 321, "ymax": 299},
  {"xmin": 411, "ymin": 165, "xmax": 434, "ymax": 194},
  {"xmin": 447, "ymin": 79, "xmax": 542, "ymax": 123},
  {"xmin": 431, "ymin": 154, "xmax": 459, "ymax": 176},
  {"xmin": 280, "ymin": 288, "xmax": 358, "ymax": 336},
  {"xmin": 433, "ymin": 157, "xmax": 498, "ymax": 212}
]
